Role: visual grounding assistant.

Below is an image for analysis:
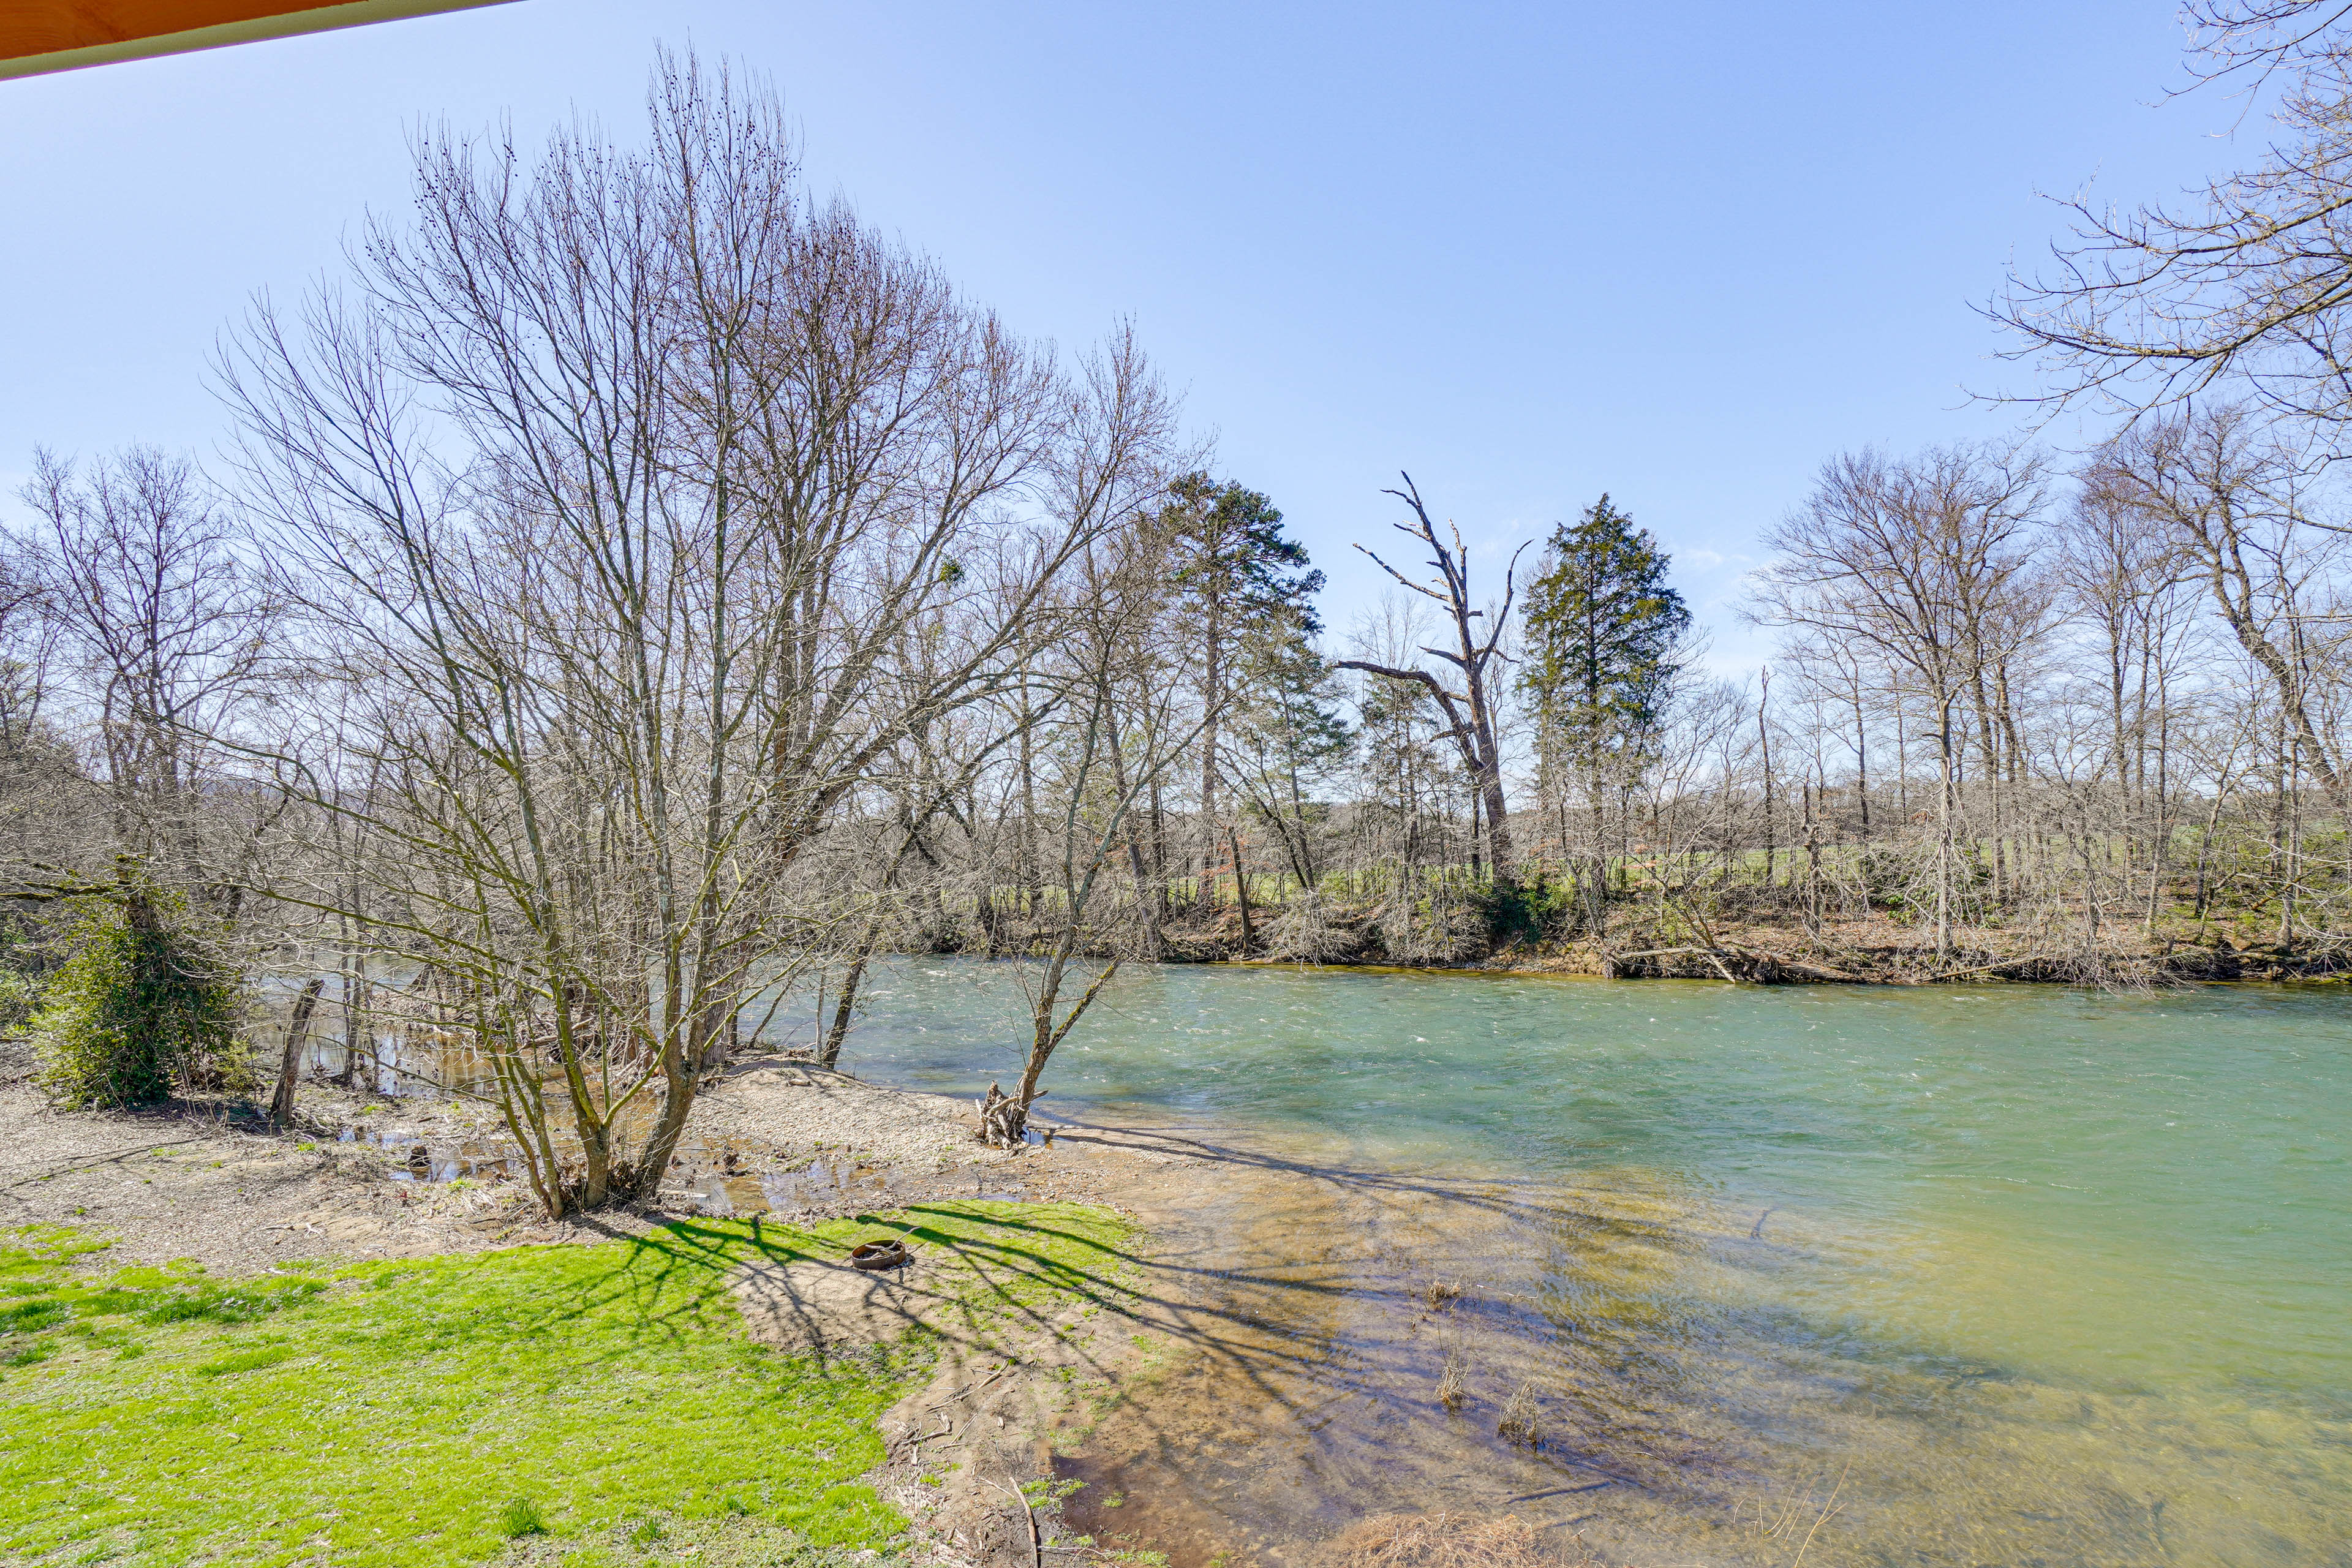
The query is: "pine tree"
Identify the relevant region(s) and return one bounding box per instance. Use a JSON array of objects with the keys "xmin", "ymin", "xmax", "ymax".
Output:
[
  {"xmin": 1227, "ymin": 632, "xmax": 1352, "ymax": 895},
  {"xmin": 1163, "ymin": 474, "xmax": 1325, "ymax": 908},
  {"xmin": 1520, "ymin": 495, "xmax": 1689, "ymax": 928}
]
